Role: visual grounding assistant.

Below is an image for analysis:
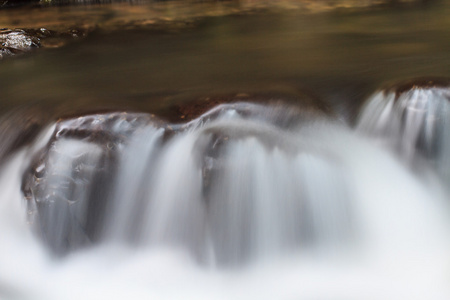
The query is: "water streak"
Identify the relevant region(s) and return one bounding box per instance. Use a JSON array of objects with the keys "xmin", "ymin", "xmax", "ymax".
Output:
[{"xmin": 0, "ymin": 99, "xmax": 449, "ymax": 299}]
